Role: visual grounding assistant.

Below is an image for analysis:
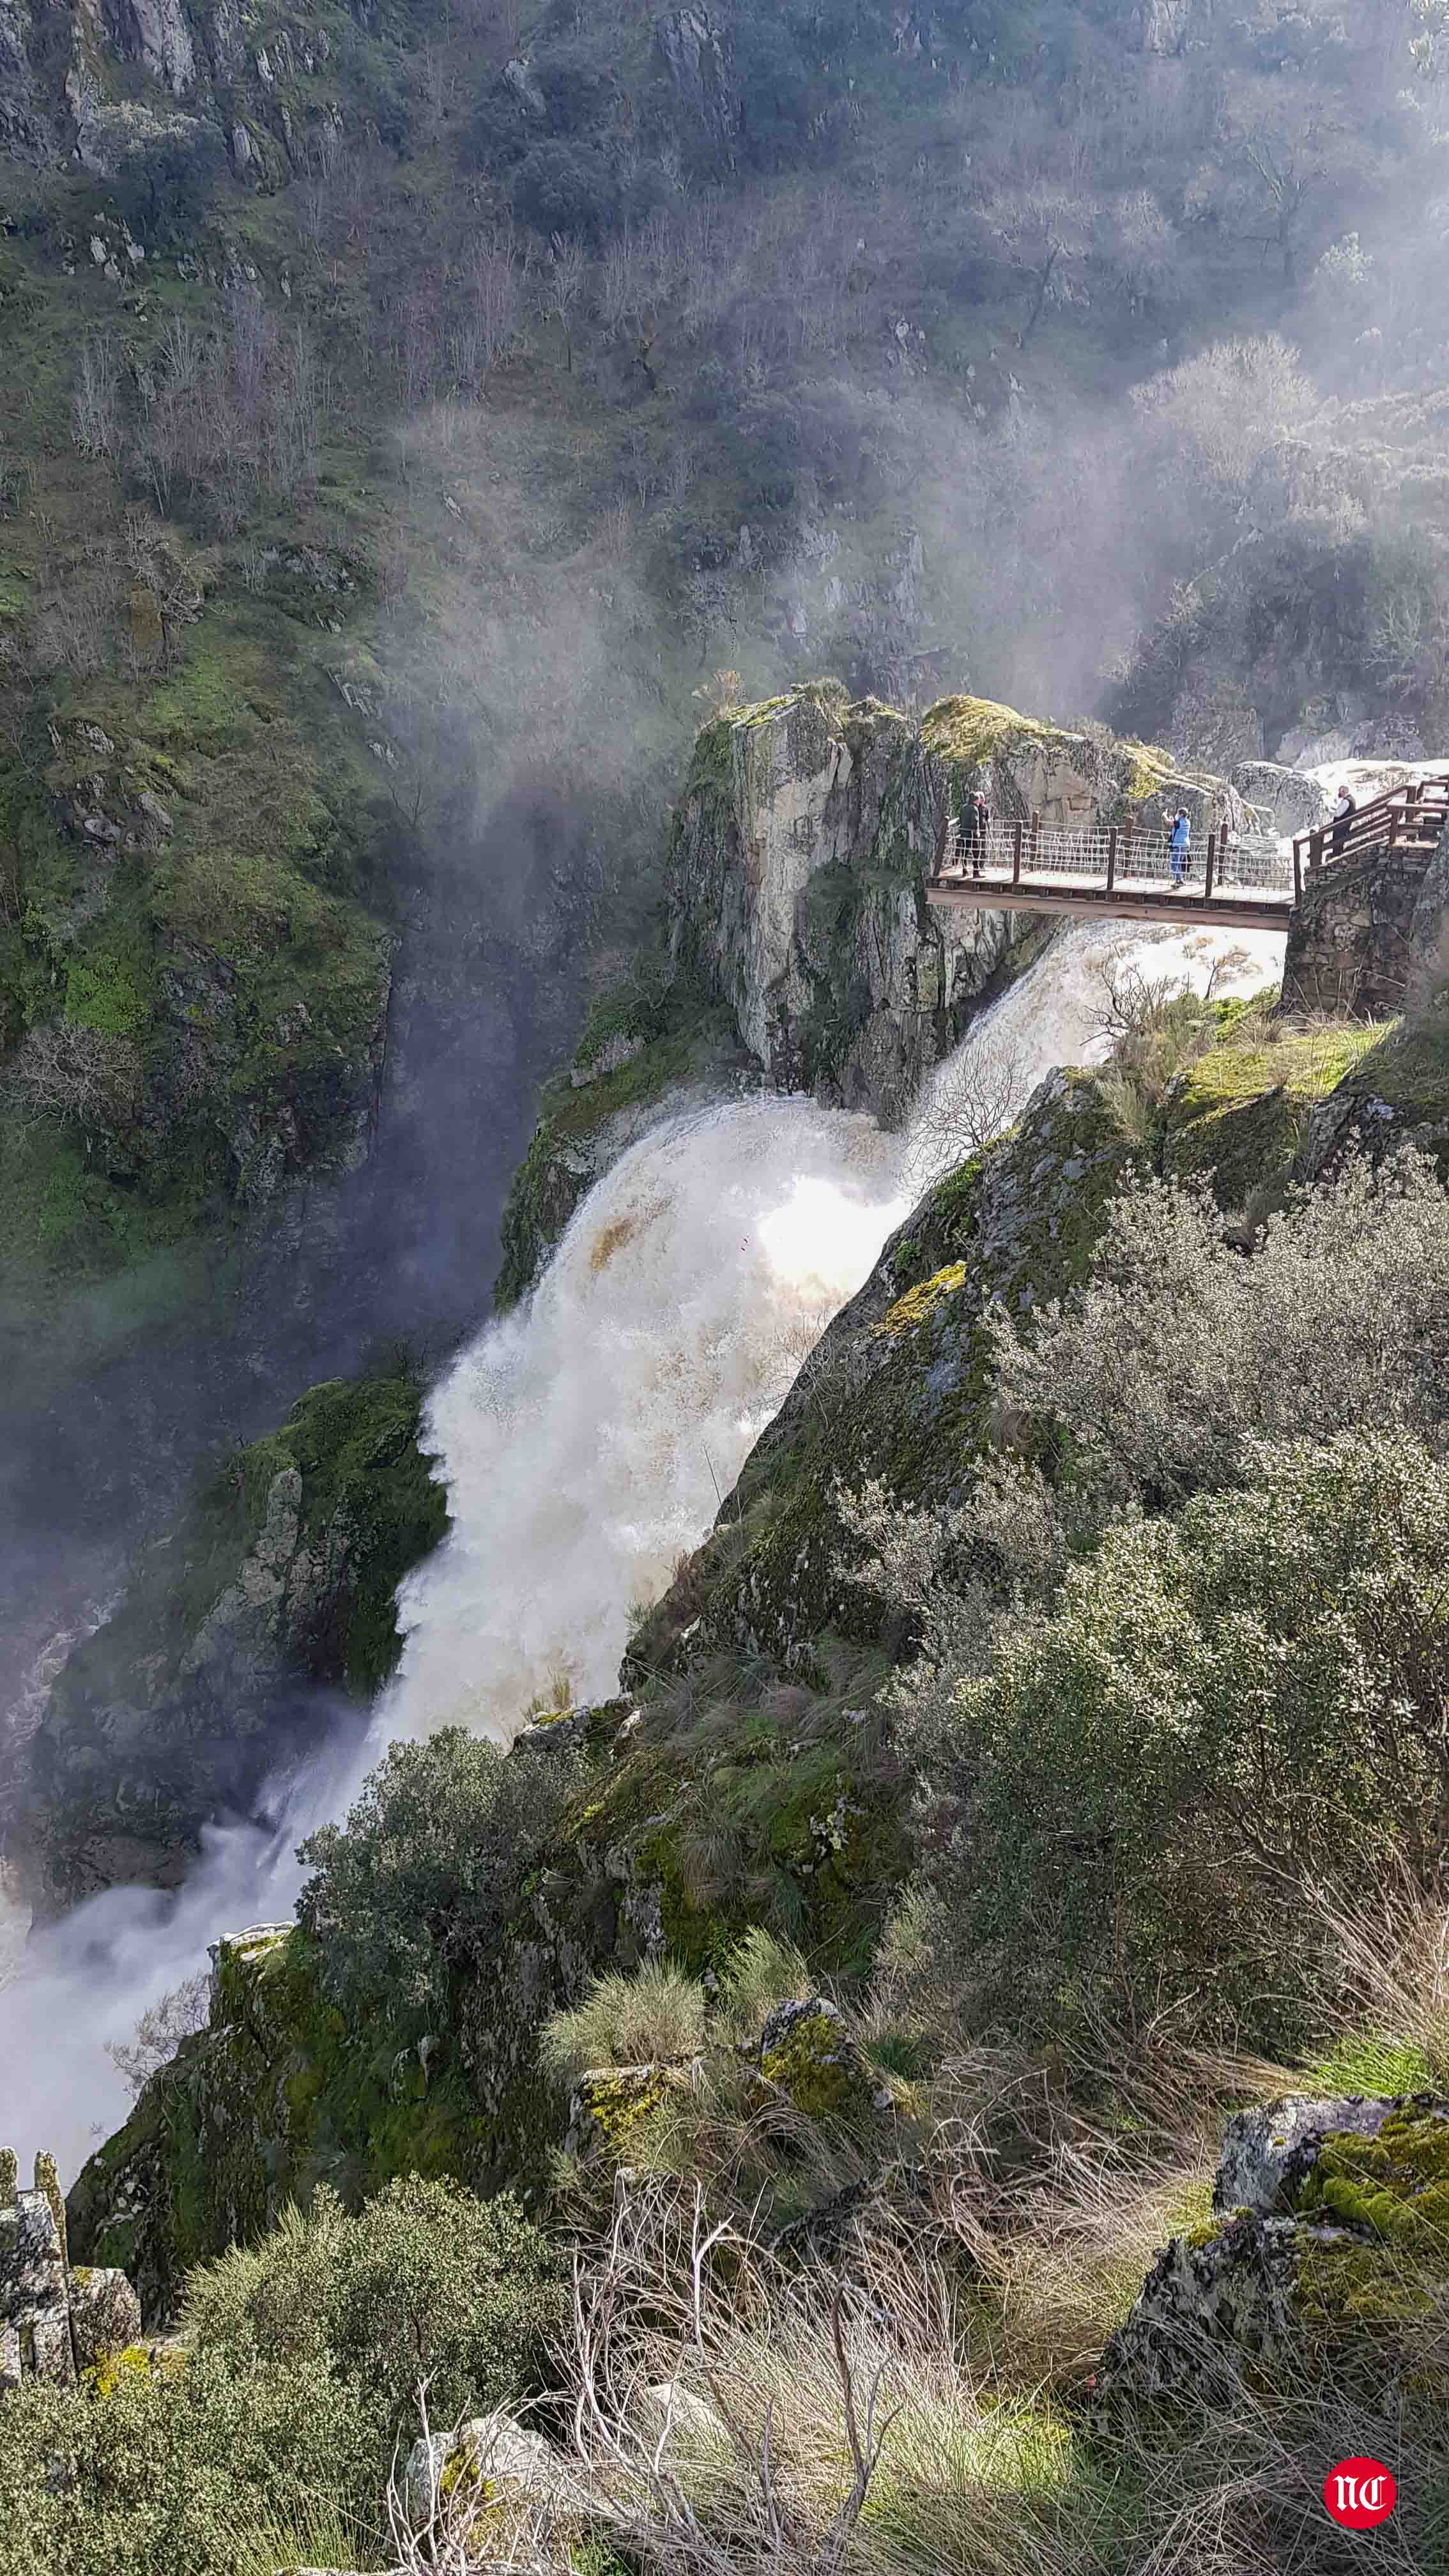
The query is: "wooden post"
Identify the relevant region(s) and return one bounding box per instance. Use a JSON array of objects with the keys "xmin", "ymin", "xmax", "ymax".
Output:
[
  {"xmin": 1202, "ymin": 825, "xmax": 1216, "ymax": 904},
  {"xmin": 1106, "ymin": 825, "xmax": 1117, "ymax": 895},
  {"xmin": 1011, "ymin": 819, "xmax": 1023, "ymax": 885},
  {"xmin": 1388, "ymin": 806, "xmax": 1400, "ymax": 851},
  {"xmin": 1308, "ymin": 828, "xmax": 1323, "ymax": 872},
  {"xmin": 1292, "ymin": 839, "xmax": 1302, "ymax": 905},
  {"xmin": 1029, "ymin": 809, "xmax": 1041, "ymax": 874}
]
